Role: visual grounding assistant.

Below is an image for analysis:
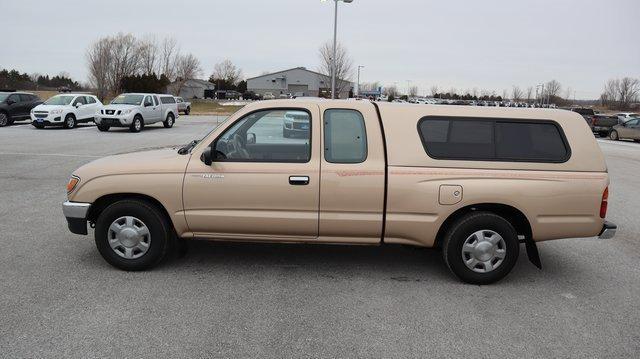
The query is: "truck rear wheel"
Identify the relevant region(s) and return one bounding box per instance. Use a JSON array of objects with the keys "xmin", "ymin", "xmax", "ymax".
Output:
[
  {"xmin": 442, "ymin": 212, "xmax": 519, "ymax": 285},
  {"xmin": 94, "ymin": 199, "xmax": 171, "ymax": 271}
]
